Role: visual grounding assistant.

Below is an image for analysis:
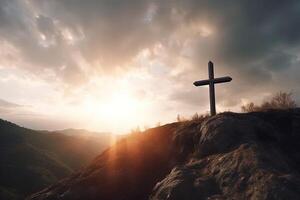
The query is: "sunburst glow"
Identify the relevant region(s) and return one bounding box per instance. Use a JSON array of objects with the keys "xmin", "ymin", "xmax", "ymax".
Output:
[{"xmin": 81, "ymin": 90, "xmax": 145, "ymax": 133}]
